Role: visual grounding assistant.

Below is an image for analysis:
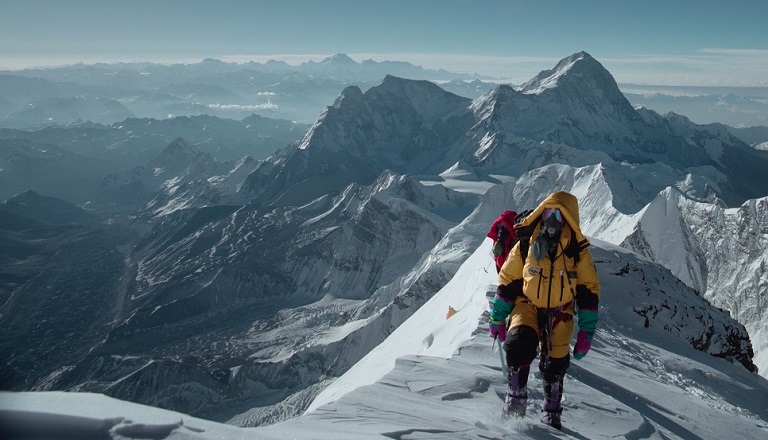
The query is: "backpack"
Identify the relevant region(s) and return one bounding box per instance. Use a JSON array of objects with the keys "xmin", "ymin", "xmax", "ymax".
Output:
[{"xmin": 513, "ymin": 209, "xmax": 536, "ymax": 261}]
